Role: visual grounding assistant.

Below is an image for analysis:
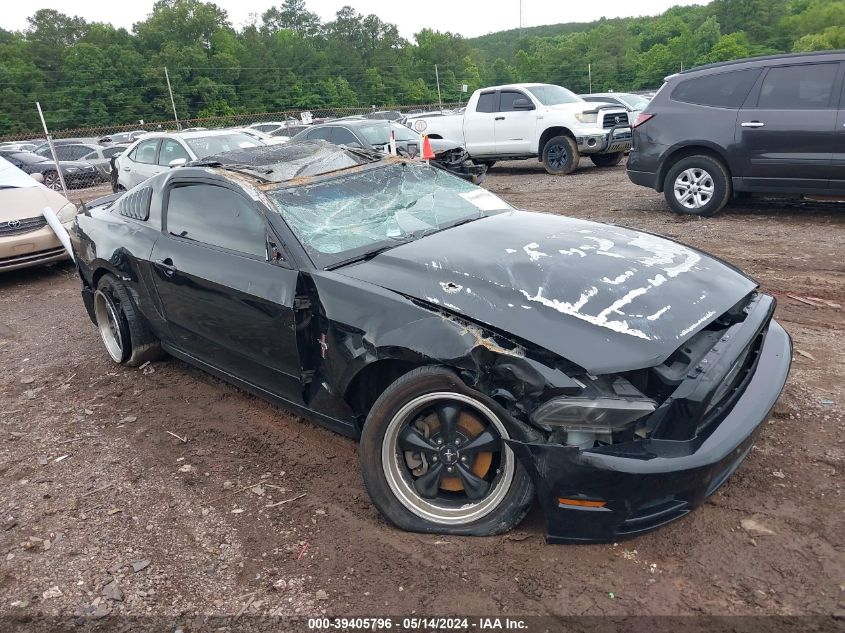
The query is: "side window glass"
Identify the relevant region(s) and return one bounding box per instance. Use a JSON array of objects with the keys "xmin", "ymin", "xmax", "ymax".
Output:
[
  {"xmin": 103, "ymin": 147, "xmax": 123, "ymax": 158},
  {"xmin": 756, "ymin": 63, "xmax": 838, "ymax": 109},
  {"xmin": 166, "ymin": 184, "xmax": 267, "ymax": 259},
  {"xmin": 134, "ymin": 140, "xmax": 159, "ymax": 164},
  {"xmin": 476, "ymin": 92, "xmax": 496, "ymax": 113},
  {"xmin": 498, "ymin": 91, "xmax": 528, "ymax": 112},
  {"xmin": 672, "ymin": 69, "xmax": 761, "ymax": 108},
  {"xmin": 158, "ymin": 139, "xmax": 191, "ymax": 166}
]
